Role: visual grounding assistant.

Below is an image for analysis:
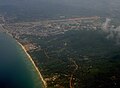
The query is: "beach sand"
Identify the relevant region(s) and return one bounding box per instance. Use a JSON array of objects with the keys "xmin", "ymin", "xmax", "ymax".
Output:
[{"xmin": 17, "ymin": 42, "xmax": 47, "ymax": 88}]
